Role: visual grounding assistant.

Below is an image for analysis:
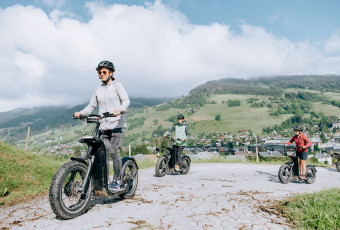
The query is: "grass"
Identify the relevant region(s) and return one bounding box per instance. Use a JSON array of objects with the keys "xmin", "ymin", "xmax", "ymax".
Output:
[
  {"xmin": 135, "ymin": 158, "xmax": 156, "ymax": 169},
  {"xmin": 323, "ymin": 92, "xmax": 340, "ymax": 101},
  {"xmin": 312, "ymin": 102, "xmax": 340, "ymax": 117},
  {"xmin": 123, "ymin": 93, "xmax": 294, "ymax": 142},
  {"xmin": 0, "ymin": 142, "xmax": 65, "ymax": 206},
  {"xmin": 189, "ymin": 94, "xmax": 293, "ymax": 135},
  {"xmin": 282, "ymin": 188, "xmax": 340, "ymax": 229}
]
